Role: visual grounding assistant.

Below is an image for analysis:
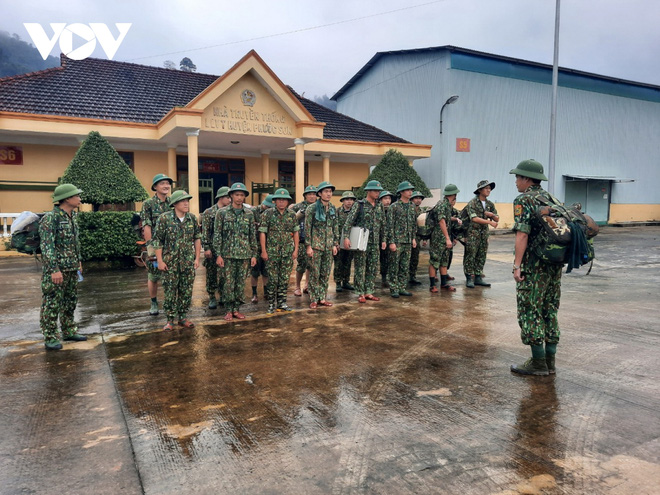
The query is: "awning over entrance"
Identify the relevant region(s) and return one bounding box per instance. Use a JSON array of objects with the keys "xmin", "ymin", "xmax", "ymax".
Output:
[{"xmin": 563, "ymin": 175, "xmax": 635, "ymax": 183}]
